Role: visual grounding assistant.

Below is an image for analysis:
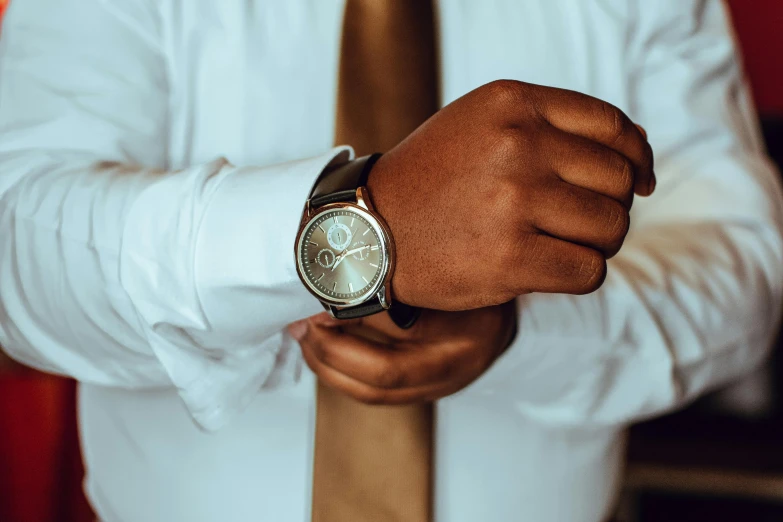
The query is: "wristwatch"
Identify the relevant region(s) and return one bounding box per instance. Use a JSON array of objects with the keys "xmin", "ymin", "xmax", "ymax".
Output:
[{"xmin": 295, "ymin": 154, "xmax": 420, "ymax": 329}]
